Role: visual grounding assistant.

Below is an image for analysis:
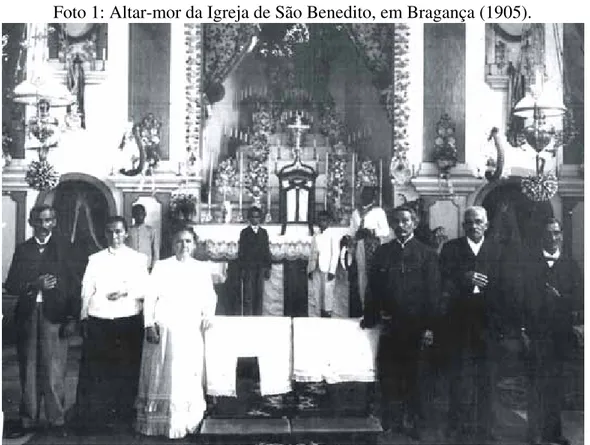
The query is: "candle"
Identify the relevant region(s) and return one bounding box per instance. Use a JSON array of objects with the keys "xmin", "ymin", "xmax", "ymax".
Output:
[
  {"xmin": 208, "ymin": 154, "xmax": 214, "ymax": 207},
  {"xmin": 351, "ymin": 152, "xmax": 356, "ymax": 209},
  {"xmin": 267, "ymin": 155, "xmax": 272, "ymax": 213},
  {"xmin": 379, "ymin": 159, "xmax": 383, "ymax": 207},
  {"xmin": 239, "ymin": 152, "xmax": 244, "ymax": 218},
  {"xmin": 102, "ymin": 48, "xmax": 106, "ymax": 60},
  {"xmin": 325, "ymin": 152, "xmax": 329, "ymax": 210}
]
